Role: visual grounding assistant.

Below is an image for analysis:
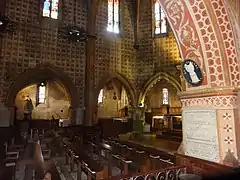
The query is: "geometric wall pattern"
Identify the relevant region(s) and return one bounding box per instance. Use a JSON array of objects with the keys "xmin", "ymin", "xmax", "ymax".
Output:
[{"xmin": 0, "ymin": 0, "xmax": 87, "ymax": 107}]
